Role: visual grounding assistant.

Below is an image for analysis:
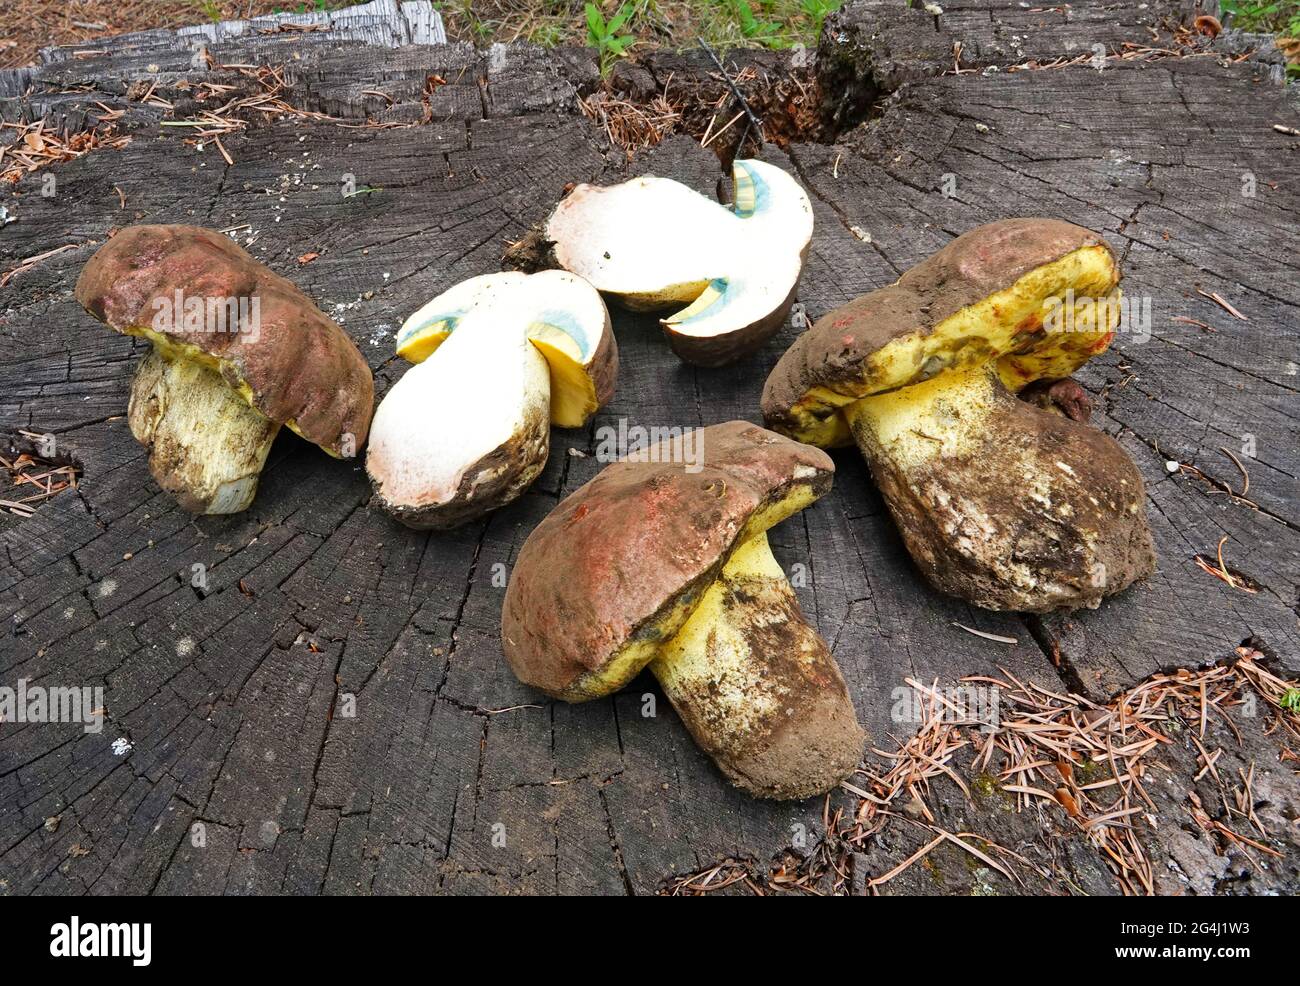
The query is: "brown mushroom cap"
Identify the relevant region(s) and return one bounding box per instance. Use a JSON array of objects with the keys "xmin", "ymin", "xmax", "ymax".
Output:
[
  {"xmin": 762, "ymin": 218, "xmax": 1118, "ymax": 447},
  {"xmin": 75, "ymin": 225, "xmax": 373, "ymax": 455},
  {"xmin": 501, "ymin": 420, "xmax": 834, "ymax": 700}
]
